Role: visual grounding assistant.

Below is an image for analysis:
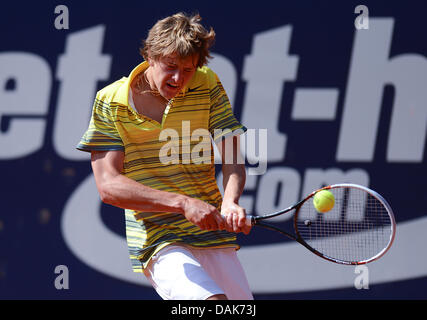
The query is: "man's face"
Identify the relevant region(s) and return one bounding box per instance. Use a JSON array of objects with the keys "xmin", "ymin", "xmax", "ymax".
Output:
[{"xmin": 148, "ymin": 53, "xmax": 199, "ymax": 100}]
